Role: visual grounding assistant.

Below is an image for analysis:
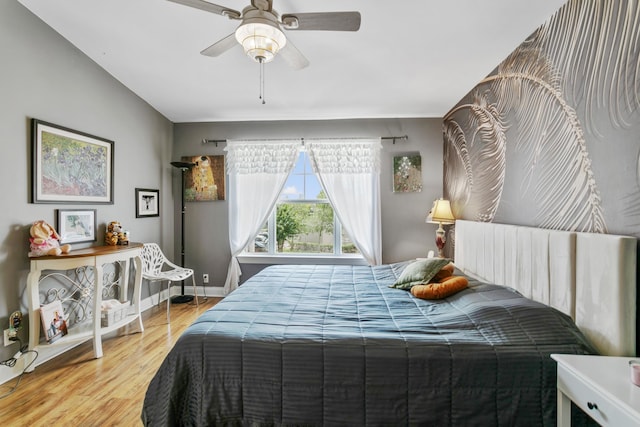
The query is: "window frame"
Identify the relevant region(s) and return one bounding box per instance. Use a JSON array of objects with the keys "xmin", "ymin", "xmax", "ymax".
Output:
[
  {"xmin": 245, "ymin": 150, "xmax": 360, "ymax": 259},
  {"xmin": 264, "ymin": 198, "xmax": 344, "ymax": 256}
]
